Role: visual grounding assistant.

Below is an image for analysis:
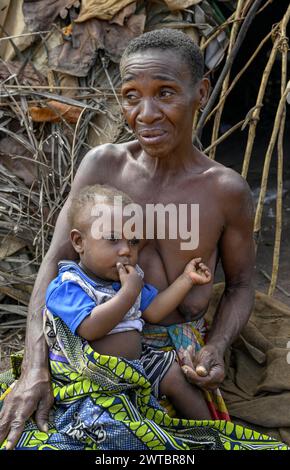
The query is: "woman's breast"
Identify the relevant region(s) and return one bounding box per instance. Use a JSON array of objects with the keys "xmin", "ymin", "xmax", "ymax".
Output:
[{"xmin": 139, "ymin": 240, "xmax": 217, "ymax": 324}]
